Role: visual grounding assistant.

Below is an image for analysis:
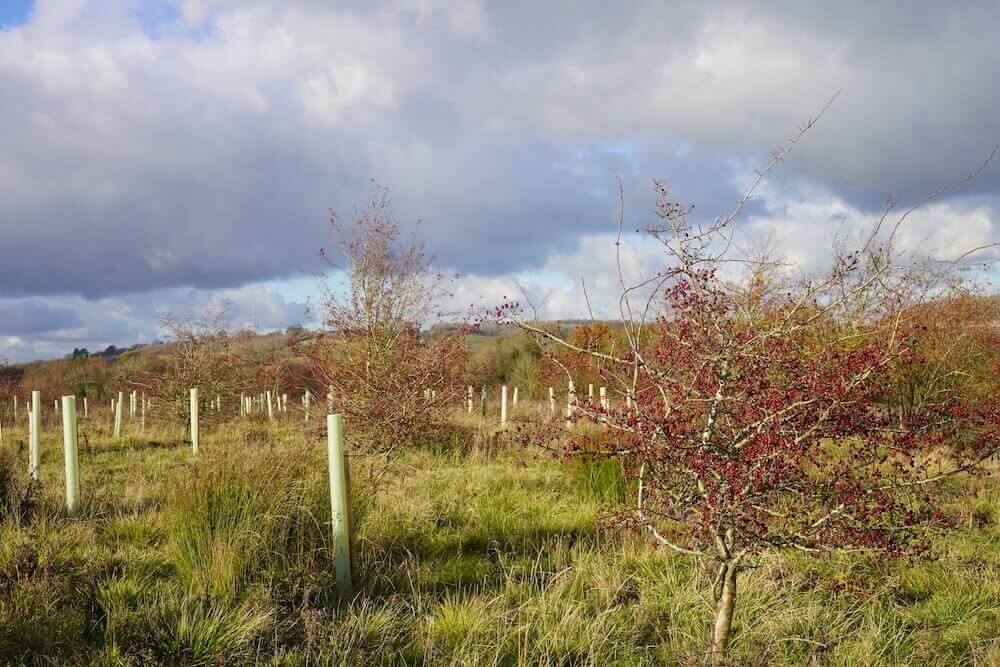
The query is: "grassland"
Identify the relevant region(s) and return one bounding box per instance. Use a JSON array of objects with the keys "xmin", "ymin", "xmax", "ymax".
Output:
[{"xmin": 1, "ymin": 407, "xmax": 998, "ymax": 665}]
